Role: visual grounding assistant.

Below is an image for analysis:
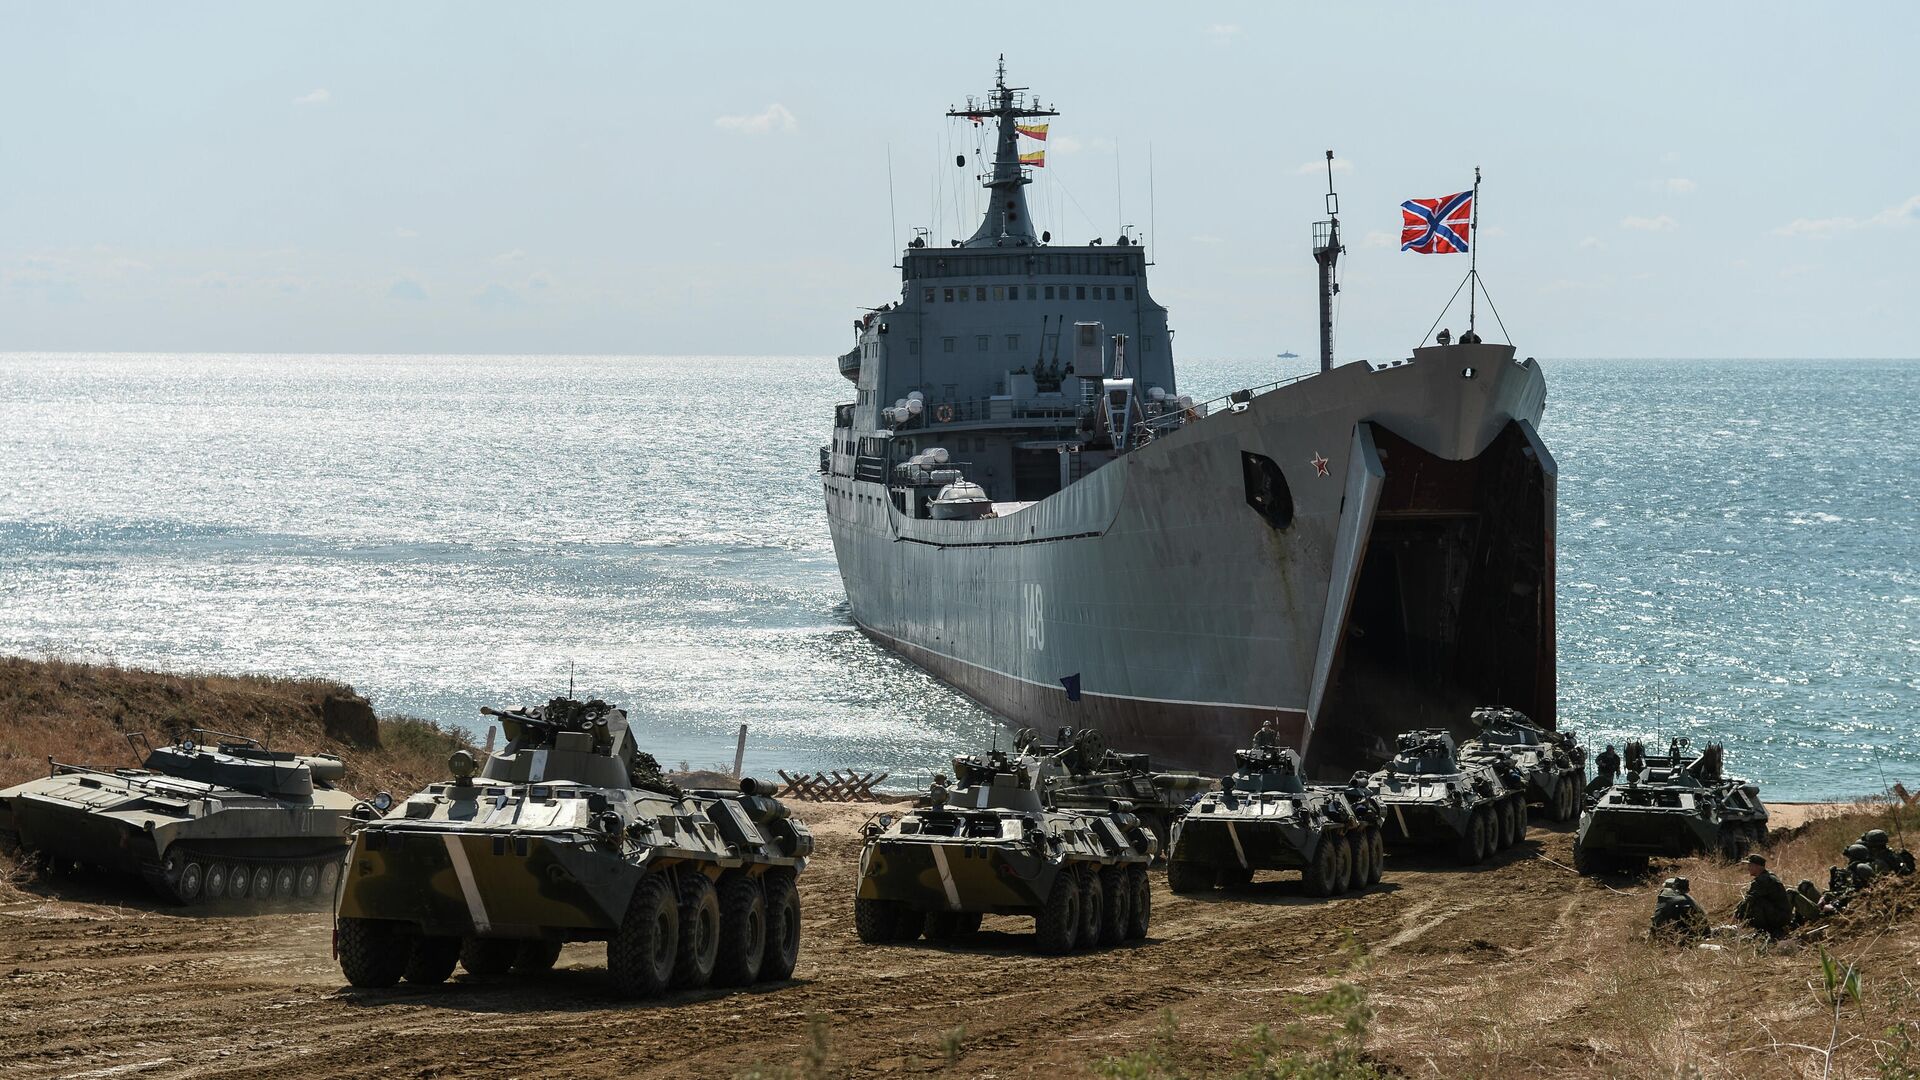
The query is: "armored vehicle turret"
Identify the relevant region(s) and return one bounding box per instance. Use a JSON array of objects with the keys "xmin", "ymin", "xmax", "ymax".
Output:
[
  {"xmin": 333, "ymin": 698, "xmax": 813, "ymax": 998},
  {"xmin": 1572, "ymin": 739, "xmax": 1768, "ymax": 875},
  {"xmin": 854, "ymin": 744, "xmax": 1155, "ymax": 954},
  {"xmin": 1367, "ymin": 729, "xmax": 1529, "ymax": 864},
  {"xmin": 1457, "ymin": 707, "xmax": 1587, "ymax": 822},
  {"xmin": 1013, "ymin": 726, "xmax": 1210, "ymax": 850},
  {"xmin": 0, "ymin": 728, "xmax": 364, "ymax": 906},
  {"xmin": 1164, "ymin": 726, "xmax": 1383, "ymax": 896}
]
